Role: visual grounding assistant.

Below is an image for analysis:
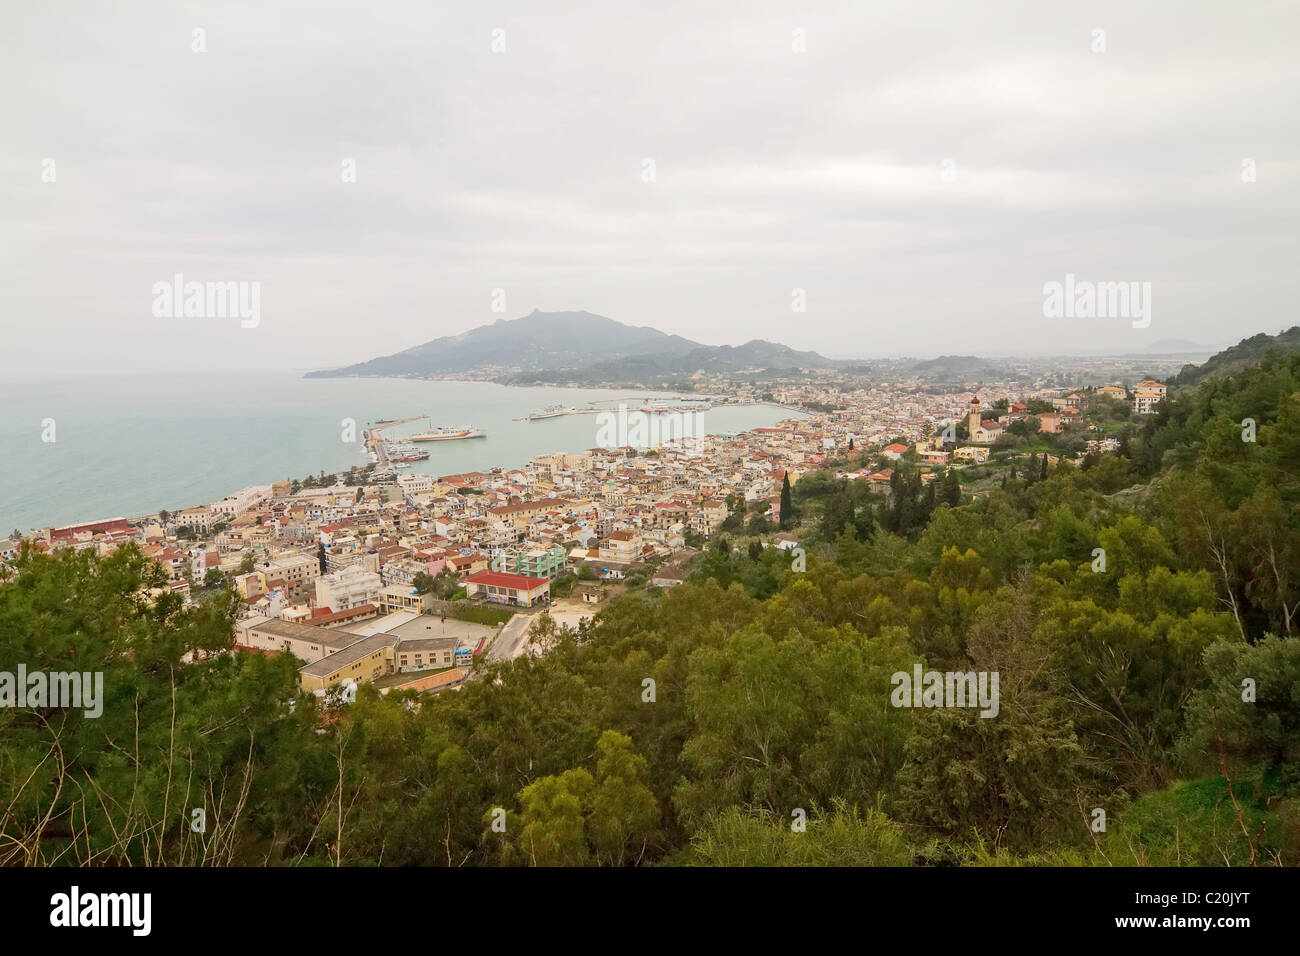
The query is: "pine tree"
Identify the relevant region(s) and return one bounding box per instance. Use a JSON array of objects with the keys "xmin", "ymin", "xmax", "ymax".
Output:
[{"xmin": 779, "ymin": 472, "xmax": 794, "ymax": 529}]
